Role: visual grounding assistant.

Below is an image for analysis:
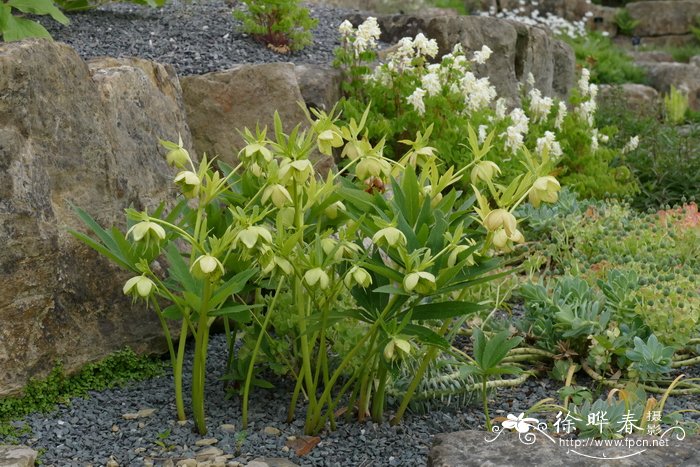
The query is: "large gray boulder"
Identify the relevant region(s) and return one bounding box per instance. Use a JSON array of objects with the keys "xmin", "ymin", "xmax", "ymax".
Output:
[
  {"xmin": 627, "ymin": 1, "xmax": 700, "ymax": 37},
  {"xmin": 349, "ymin": 14, "xmax": 575, "ymax": 102},
  {"xmin": 0, "ymin": 40, "xmax": 190, "ymax": 396},
  {"xmin": 181, "ymin": 63, "xmax": 335, "ymax": 175},
  {"xmin": 0, "ymin": 445, "xmax": 37, "ymax": 467},
  {"xmin": 637, "ymin": 61, "xmax": 700, "ymax": 111}
]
